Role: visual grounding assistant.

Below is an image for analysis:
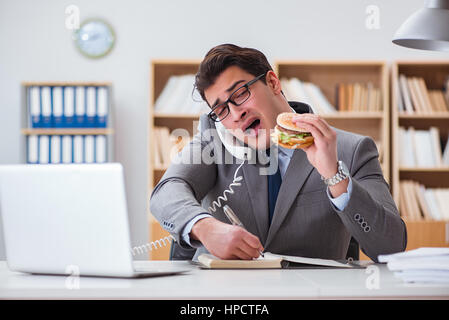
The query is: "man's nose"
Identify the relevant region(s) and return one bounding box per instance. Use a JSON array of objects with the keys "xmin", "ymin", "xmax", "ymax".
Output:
[{"xmin": 228, "ymin": 104, "xmax": 247, "ymax": 122}]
